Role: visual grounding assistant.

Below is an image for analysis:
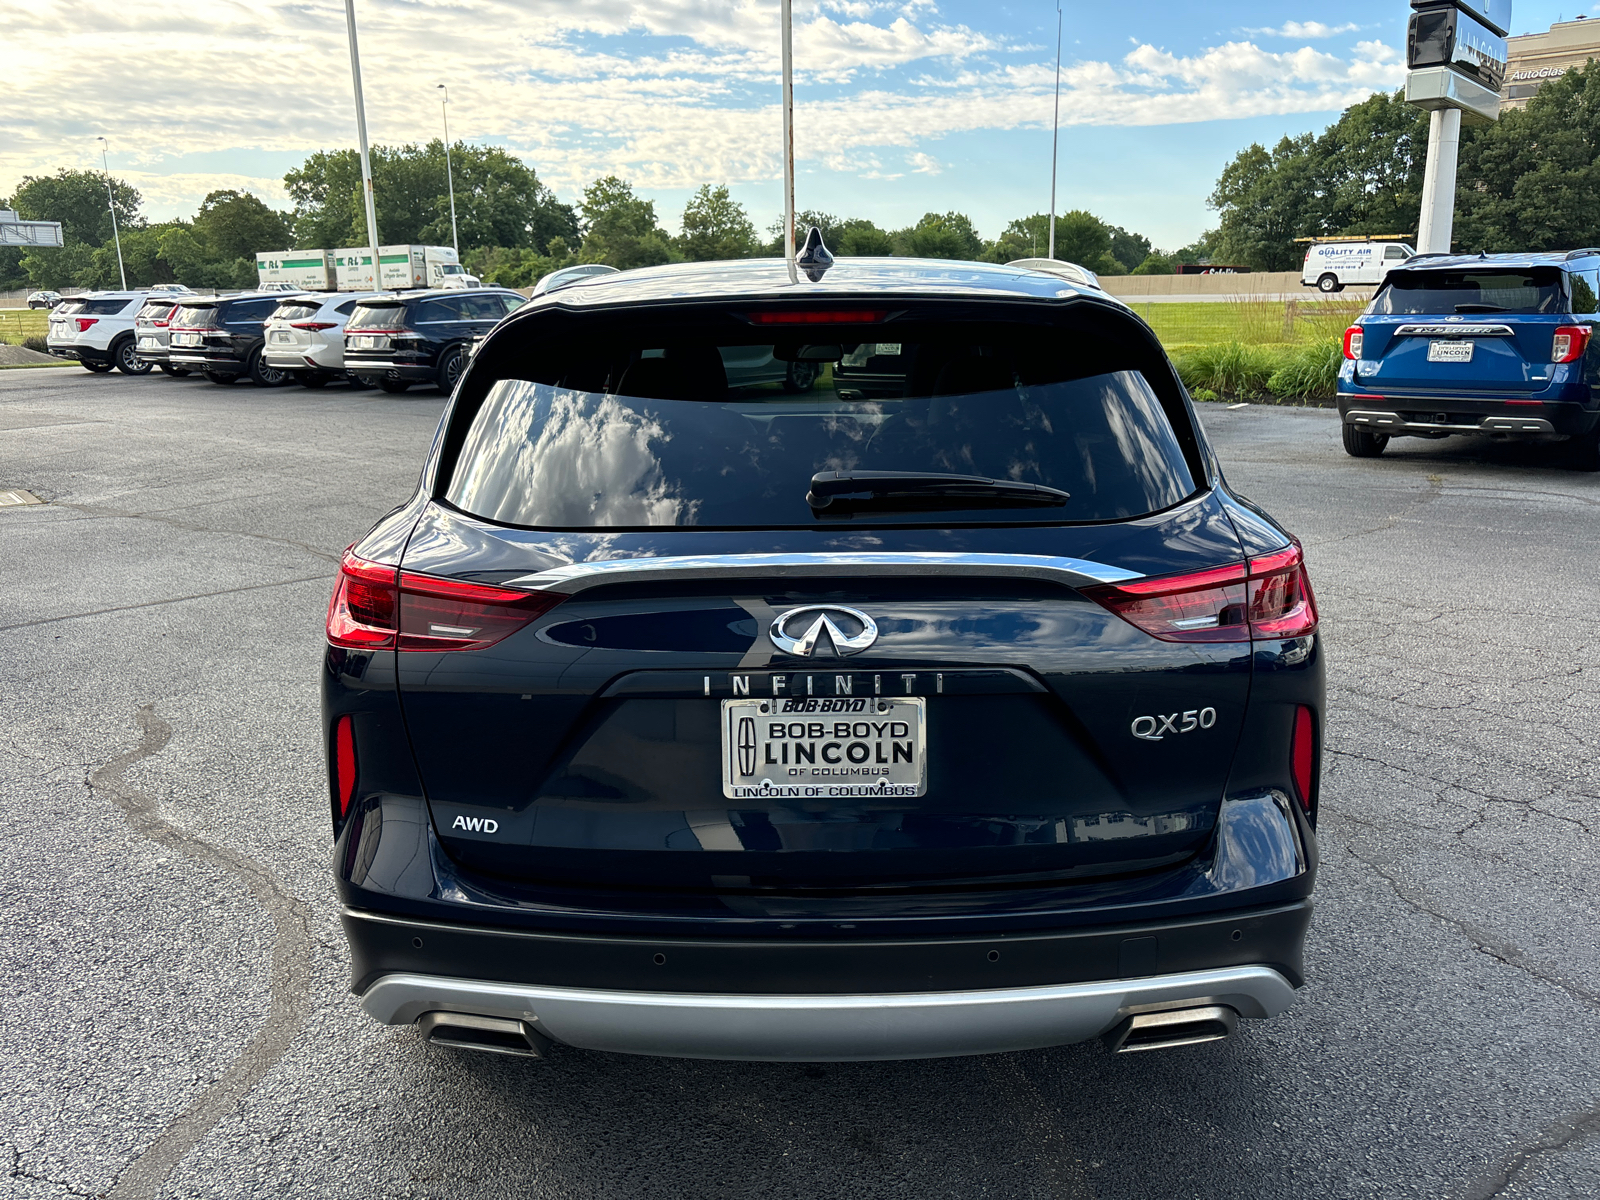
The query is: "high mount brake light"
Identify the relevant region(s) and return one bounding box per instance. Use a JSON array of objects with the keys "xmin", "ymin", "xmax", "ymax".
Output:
[
  {"xmin": 1552, "ymin": 325, "xmax": 1590, "ymax": 364},
  {"xmin": 1084, "ymin": 543, "xmax": 1319, "ymax": 643},
  {"xmin": 325, "ymin": 549, "xmax": 564, "ymax": 652},
  {"xmin": 1343, "ymin": 326, "xmax": 1364, "ymax": 360},
  {"xmin": 746, "ymin": 309, "xmax": 889, "ymax": 325}
]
